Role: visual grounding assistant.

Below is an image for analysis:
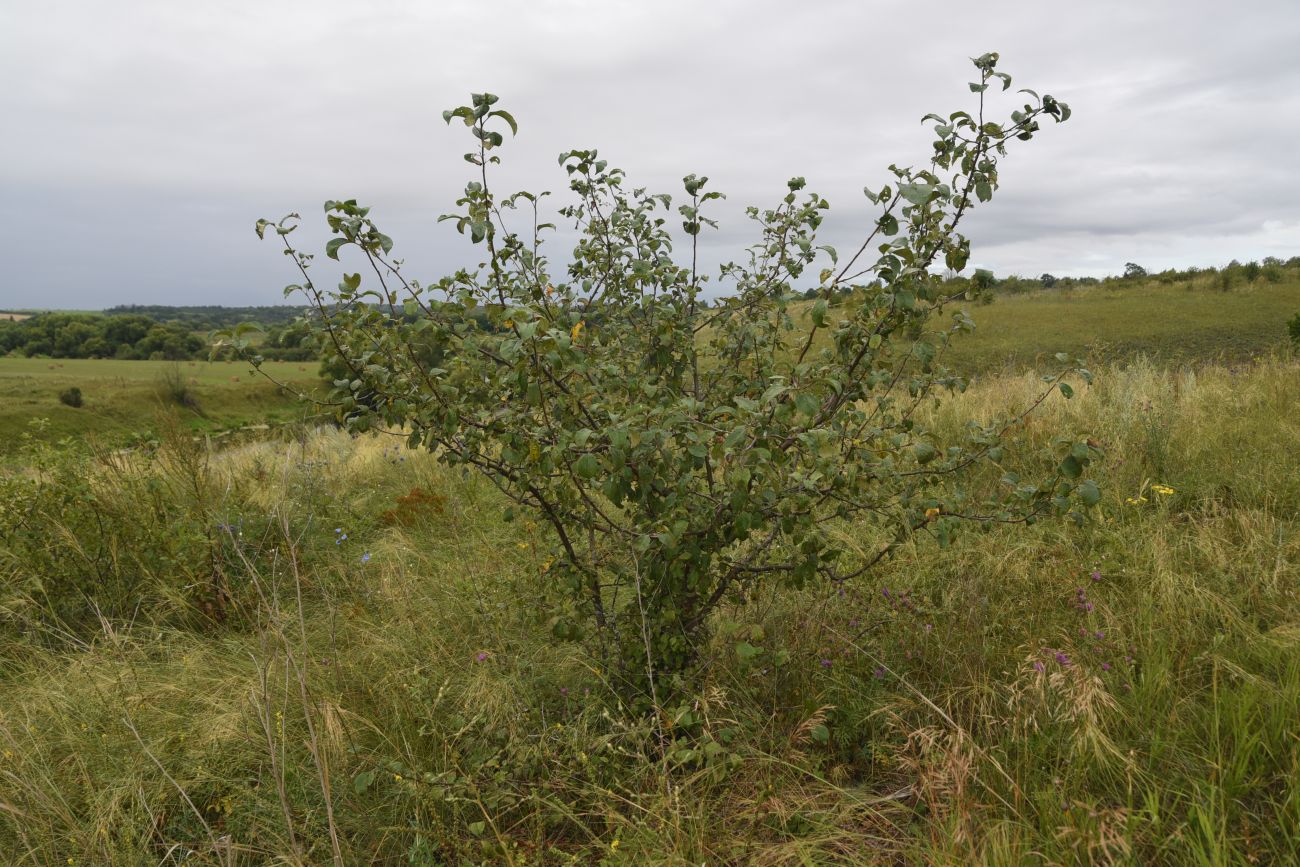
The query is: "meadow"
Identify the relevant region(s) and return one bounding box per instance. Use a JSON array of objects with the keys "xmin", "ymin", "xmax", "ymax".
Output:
[
  {"xmin": 0, "ymin": 277, "xmax": 1299, "ymax": 864},
  {"xmin": 0, "ymin": 358, "xmax": 323, "ymax": 457}
]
